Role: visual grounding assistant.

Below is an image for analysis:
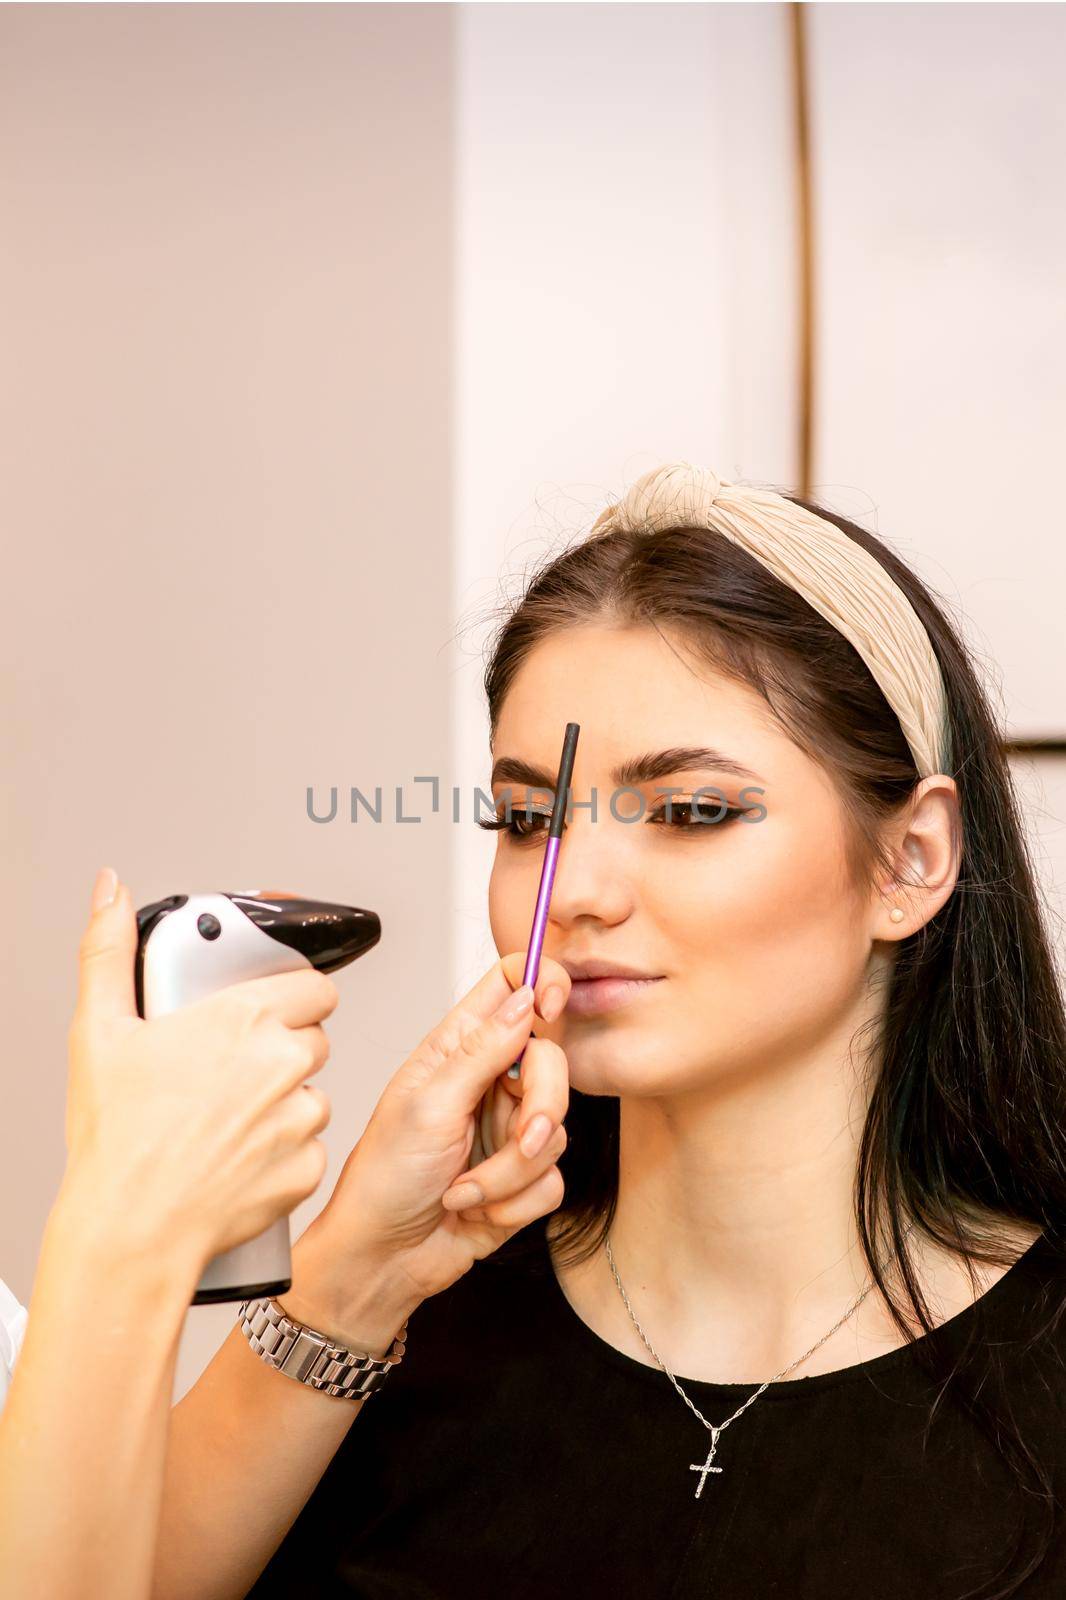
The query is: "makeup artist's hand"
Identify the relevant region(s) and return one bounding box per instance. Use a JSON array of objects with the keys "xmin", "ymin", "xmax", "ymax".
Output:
[
  {"xmin": 62, "ymin": 867, "xmax": 337, "ymax": 1282},
  {"xmin": 286, "ymin": 954, "xmax": 571, "ymax": 1332}
]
